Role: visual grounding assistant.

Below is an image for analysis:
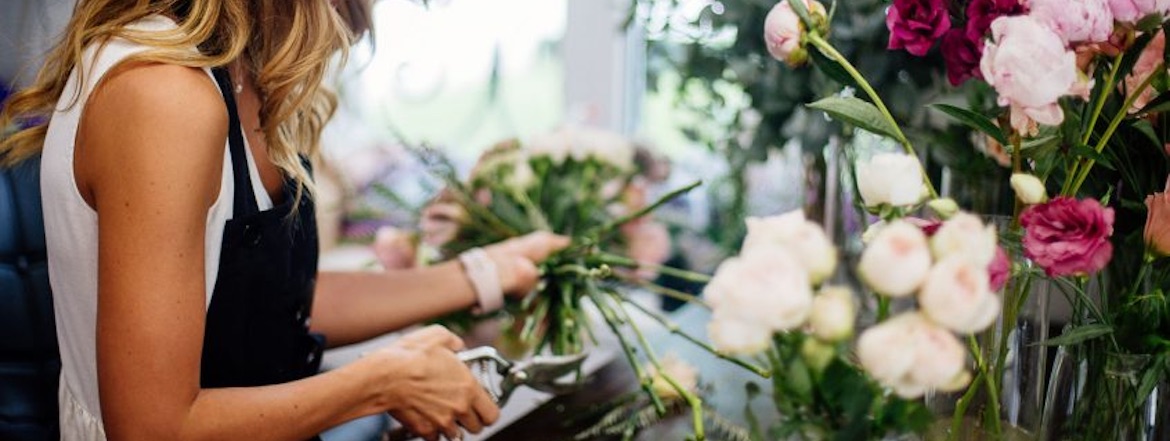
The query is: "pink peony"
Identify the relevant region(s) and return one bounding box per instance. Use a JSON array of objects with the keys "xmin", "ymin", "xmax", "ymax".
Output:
[
  {"xmin": 980, "ymin": 16, "xmax": 1080, "ymax": 135},
  {"xmin": 1145, "ymin": 176, "xmax": 1170, "ymax": 256},
  {"xmin": 965, "ymin": 0, "xmax": 1029, "ymax": 41},
  {"xmin": 887, "ymin": 0, "xmax": 952, "ymax": 56},
  {"xmin": 1124, "ymin": 30, "xmax": 1166, "ymax": 113},
  {"xmin": 1108, "ymin": 0, "xmax": 1170, "ymax": 23},
  {"xmin": 1020, "ymin": 197, "xmax": 1115, "ymax": 277},
  {"xmin": 941, "ymin": 28, "xmax": 984, "ymax": 86},
  {"xmin": 763, "ymin": 0, "xmax": 828, "ymax": 67},
  {"xmin": 1029, "ymin": 0, "xmax": 1114, "ymax": 45}
]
